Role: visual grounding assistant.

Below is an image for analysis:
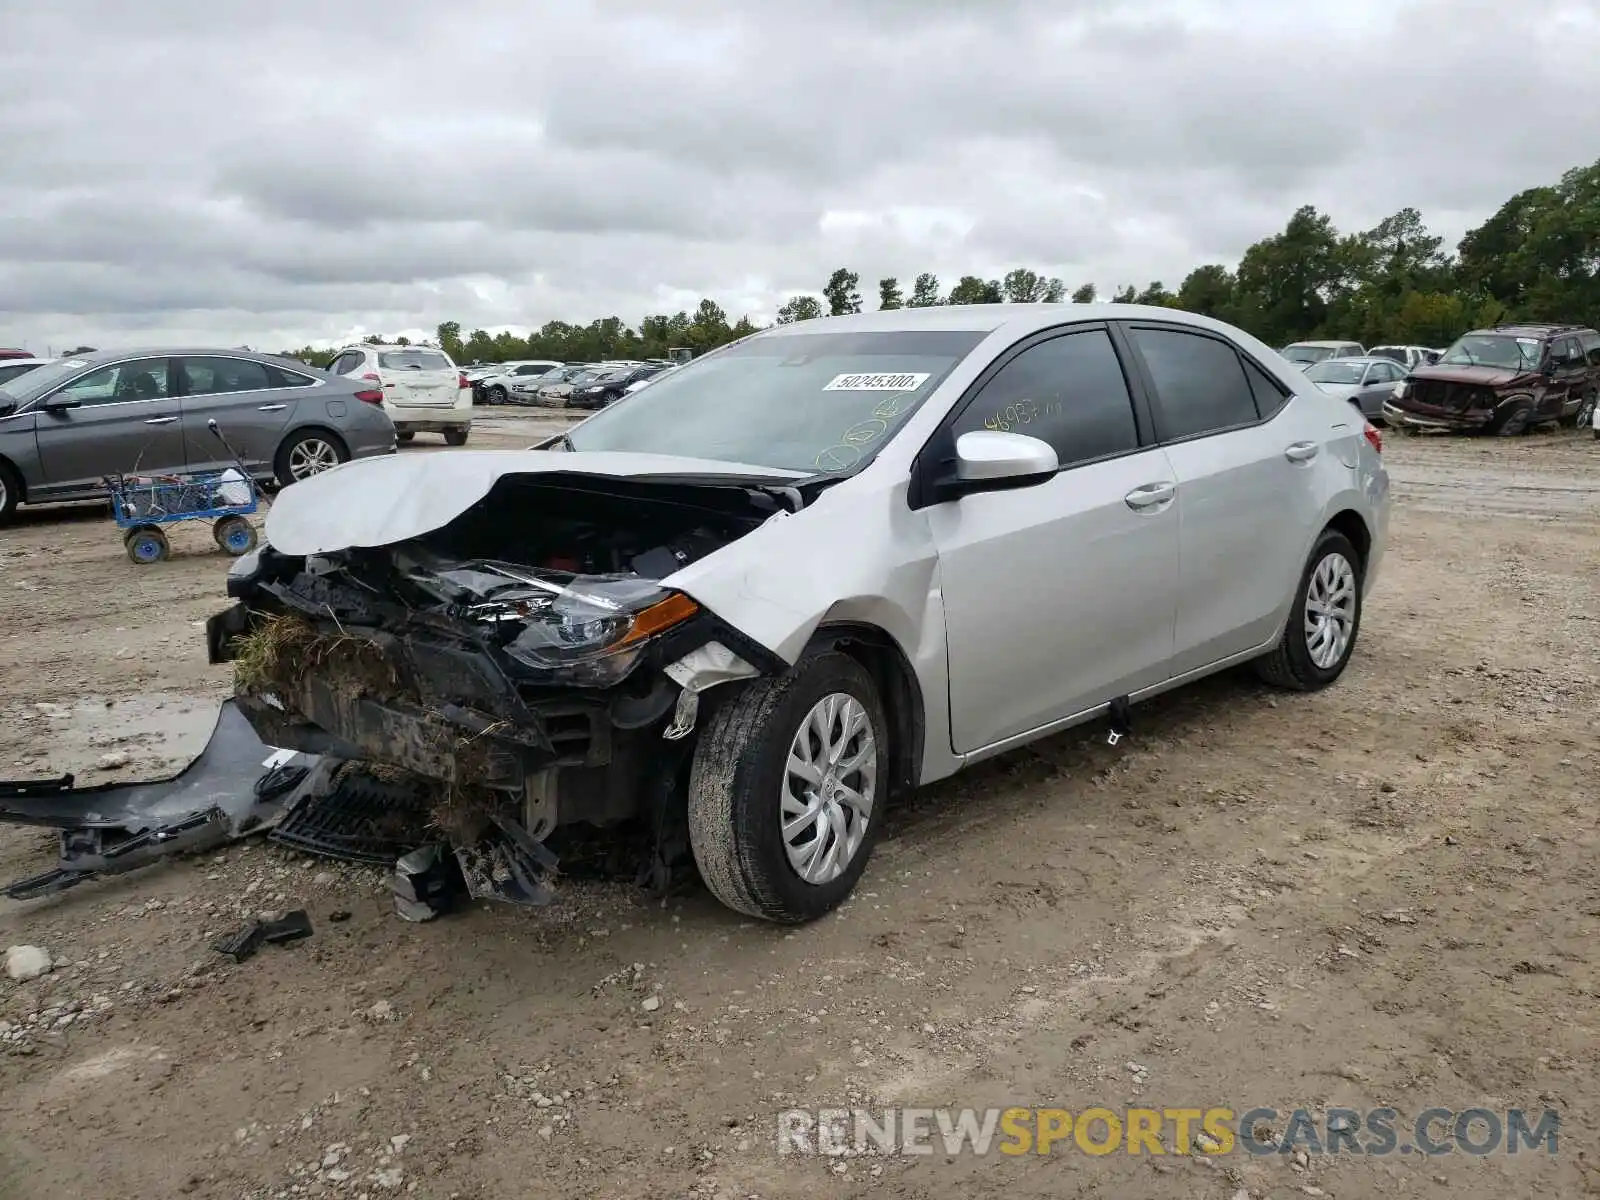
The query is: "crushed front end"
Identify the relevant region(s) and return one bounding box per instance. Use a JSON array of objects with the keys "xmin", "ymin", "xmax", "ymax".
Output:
[{"xmin": 206, "ymin": 472, "xmax": 785, "ymax": 910}]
